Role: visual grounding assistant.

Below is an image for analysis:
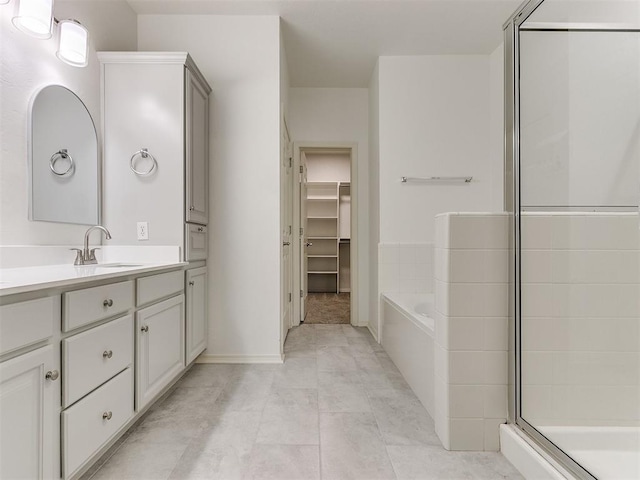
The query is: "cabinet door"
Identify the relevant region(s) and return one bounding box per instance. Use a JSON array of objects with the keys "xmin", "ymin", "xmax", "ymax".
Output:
[
  {"xmin": 185, "ymin": 68, "xmax": 209, "ymax": 225},
  {"xmin": 186, "ymin": 267, "xmax": 208, "ymax": 364},
  {"xmin": 136, "ymin": 295, "xmax": 185, "ymax": 410},
  {"xmin": 0, "ymin": 345, "xmax": 57, "ymax": 479}
]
